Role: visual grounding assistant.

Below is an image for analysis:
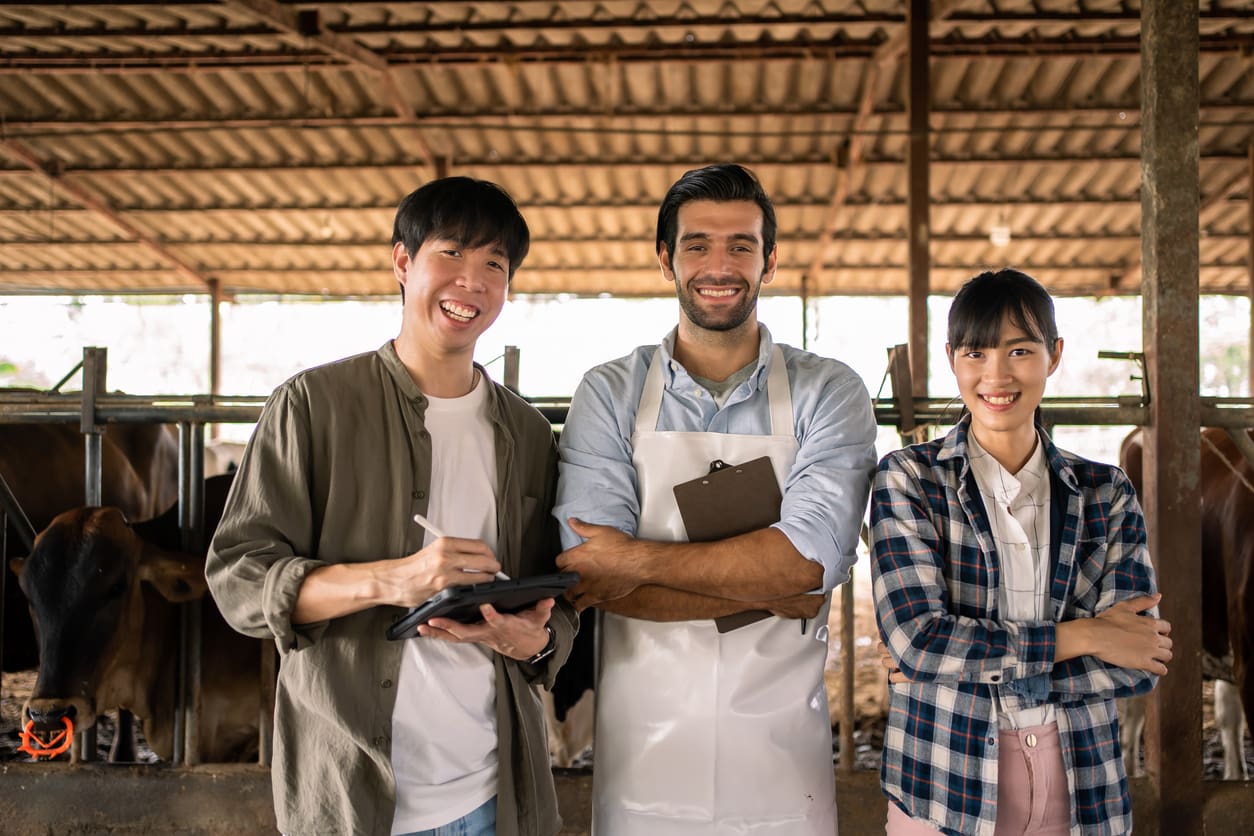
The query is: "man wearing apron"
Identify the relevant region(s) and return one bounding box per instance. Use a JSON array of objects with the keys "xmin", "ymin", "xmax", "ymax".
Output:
[{"xmin": 554, "ymin": 164, "xmax": 878, "ymax": 835}]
